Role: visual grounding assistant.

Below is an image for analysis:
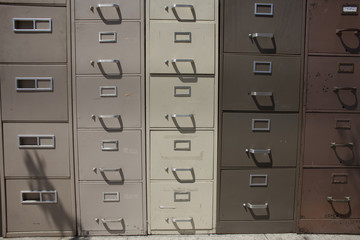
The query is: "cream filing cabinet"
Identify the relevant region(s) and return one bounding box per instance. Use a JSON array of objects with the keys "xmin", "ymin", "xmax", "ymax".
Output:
[
  {"xmin": 146, "ymin": 0, "xmax": 218, "ymax": 234},
  {"xmin": 0, "ymin": 0, "xmax": 76, "ymax": 237},
  {"xmin": 71, "ymin": 0, "xmax": 146, "ymax": 236}
]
